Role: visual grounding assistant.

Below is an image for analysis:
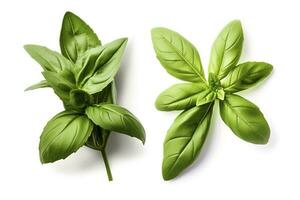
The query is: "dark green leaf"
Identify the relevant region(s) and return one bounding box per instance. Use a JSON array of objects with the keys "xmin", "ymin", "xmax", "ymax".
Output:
[
  {"xmin": 85, "ymin": 103, "xmax": 145, "ymax": 144},
  {"xmin": 219, "ymin": 94, "xmax": 270, "ymax": 144},
  {"xmin": 221, "ymin": 62, "xmax": 273, "ymax": 93},
  {"xmin": 86, "ymin": 81, "xmax": 117, "ymax": 150},
  {"xmin": 208, "ymin": 20, "xmax": 243, "ymax": 79},
  {"xmin": 69, "ymin": 89, "xmax": 92, "ymax": 109},
  {"xmin": 85, "ymin": 125, "xmax": 110, "ymax": 151},
  {"xmin": 155, "ymin": 82, "xmax": 208, "ymax": 111},
  {"xmin": 42, "ymin": 70, "xmax": 75, "ymax": 102},
  {"xmin": 75, "ymin": 38, "xmax": 127, "ymax": 94},
  {"xmin": 60, "ymin": 11, "xmax": 101, "ymax": 63},
  {"xmin": 151, "ymin": 27, "xmax": 206, "ymax": 83},
  {"xmin": 162, "ymin": 103, "xmax": 214, "ymax": 180},
  {"xmin": 39, "ymin": 111, "xmax": 93, "ymax": 163}
]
